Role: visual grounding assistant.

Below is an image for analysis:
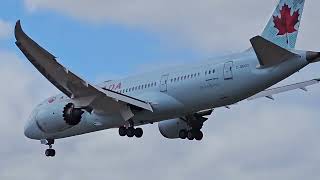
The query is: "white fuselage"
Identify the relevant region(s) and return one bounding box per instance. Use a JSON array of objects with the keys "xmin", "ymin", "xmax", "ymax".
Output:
[{"xmin": 24, "ymin": 49, "xmax": 309, "ymax": 140}]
